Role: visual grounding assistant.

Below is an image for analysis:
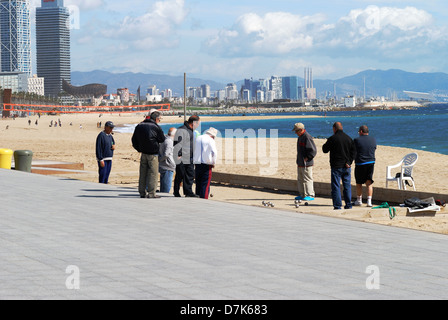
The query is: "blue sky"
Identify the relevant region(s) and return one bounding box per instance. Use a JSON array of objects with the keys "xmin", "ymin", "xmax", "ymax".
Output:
[{"xmin": 31, "ymin": 0, "xmax": 448, "ymax": 82}]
